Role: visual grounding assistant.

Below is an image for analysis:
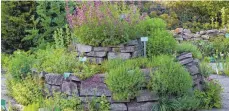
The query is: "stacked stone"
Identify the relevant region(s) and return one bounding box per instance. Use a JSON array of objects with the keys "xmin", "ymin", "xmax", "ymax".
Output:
[
  {"xmin": 43, "ymin": 69, "xmax": 159, "ymax": 111},
  {"xmin": 172, "ymin": 28, "xmax": 227, "ymax": 42},
  {"xmin": 72, "ymin": 39, "xmax": 143, "ymax": 64},
  {"xmin": 42, "ymin": 53, "xmax": 204, "ymax": 110},
  {"xmin": 177, "ymin": 52, "xmax": 204, "ymax": 90}
]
